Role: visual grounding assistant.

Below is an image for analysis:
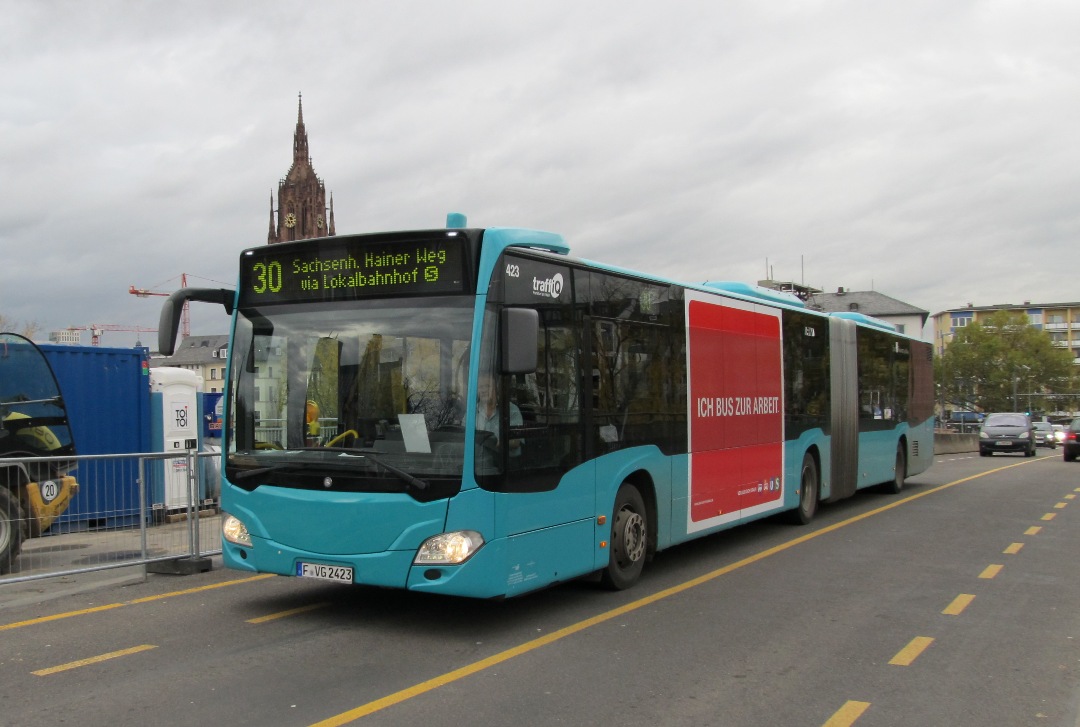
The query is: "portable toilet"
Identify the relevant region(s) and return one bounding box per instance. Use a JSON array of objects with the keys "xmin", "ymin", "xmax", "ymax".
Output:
[{"xmin": 149, "ymin": 367, "xmax": 201, "ymax": 513}]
